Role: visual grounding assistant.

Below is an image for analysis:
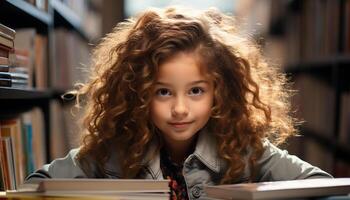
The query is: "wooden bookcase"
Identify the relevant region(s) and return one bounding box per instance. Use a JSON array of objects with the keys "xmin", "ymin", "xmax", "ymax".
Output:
[
  {"xmin": 268, "ymin": 0, "xmax": 350, "ymax": 177},
  {"xmin": 0, "ymin": 0, "xmax": 99, "ymax": 179}
]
